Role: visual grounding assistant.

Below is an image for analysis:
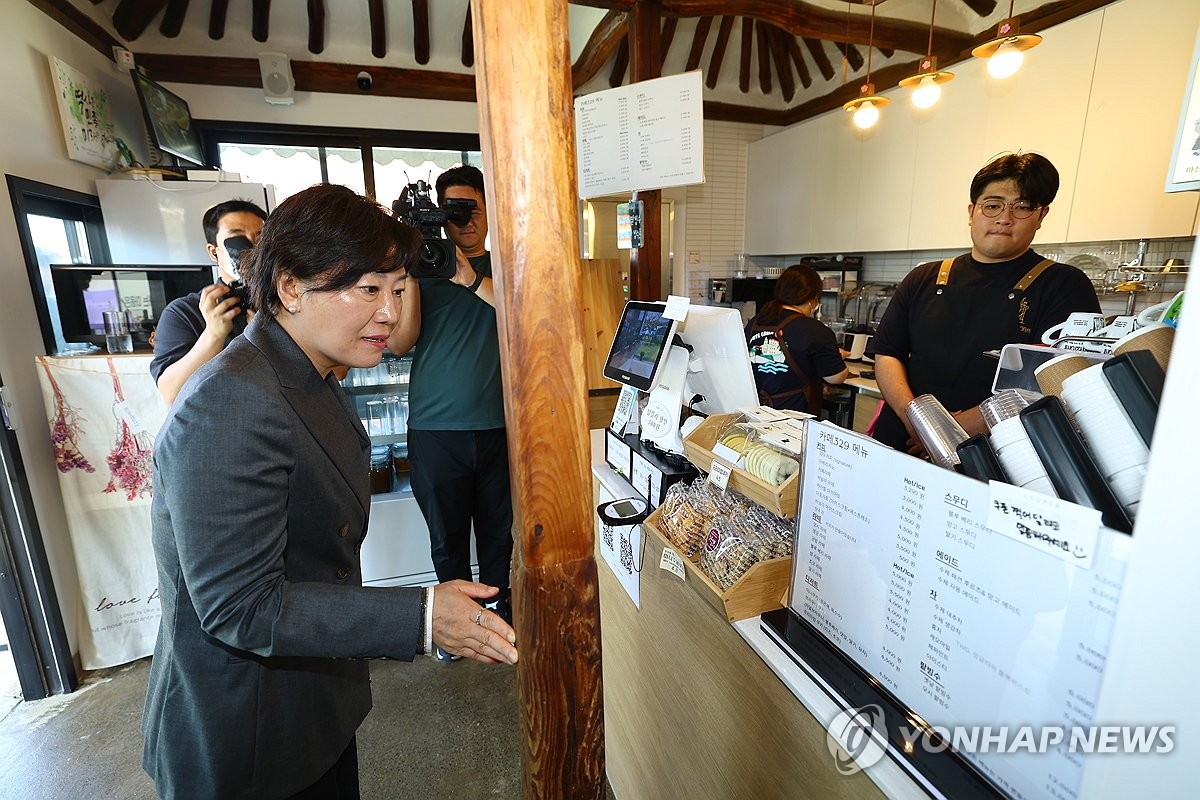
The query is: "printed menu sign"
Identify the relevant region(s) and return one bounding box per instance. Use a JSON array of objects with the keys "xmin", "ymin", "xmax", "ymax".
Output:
[
  {"xmin": 574, "ymin": 71, "xmax": 704, "ymax": 198},
  {"xmin": 793, "ymin": 422, "xmax": 1130, "ymax": 800}
]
